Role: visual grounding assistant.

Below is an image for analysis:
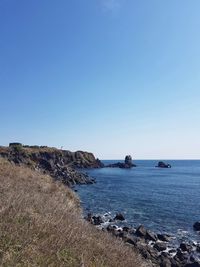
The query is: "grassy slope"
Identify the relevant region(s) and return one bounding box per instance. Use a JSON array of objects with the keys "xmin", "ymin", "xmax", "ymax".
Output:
[{"xmin": 0, "ymin": 159, "xmax": 146, "ymax": 267}]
